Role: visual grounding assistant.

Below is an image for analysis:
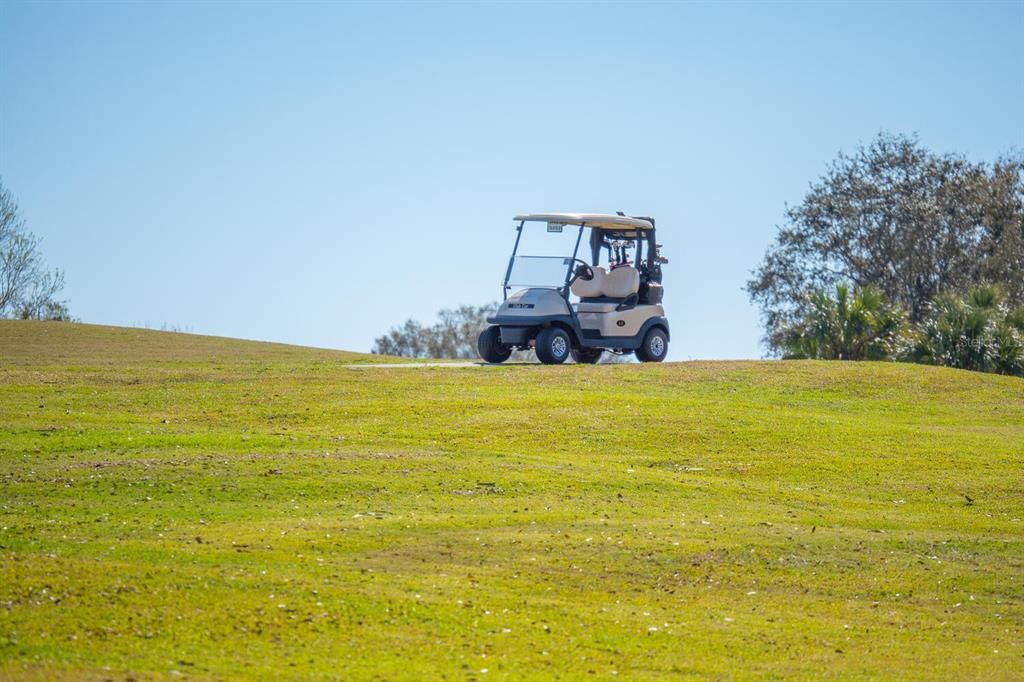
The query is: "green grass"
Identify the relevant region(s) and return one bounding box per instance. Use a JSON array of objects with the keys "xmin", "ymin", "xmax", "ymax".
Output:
[{"xmin": 1, "ymin": 320, "xmax": 1022, "ymax": 680}]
